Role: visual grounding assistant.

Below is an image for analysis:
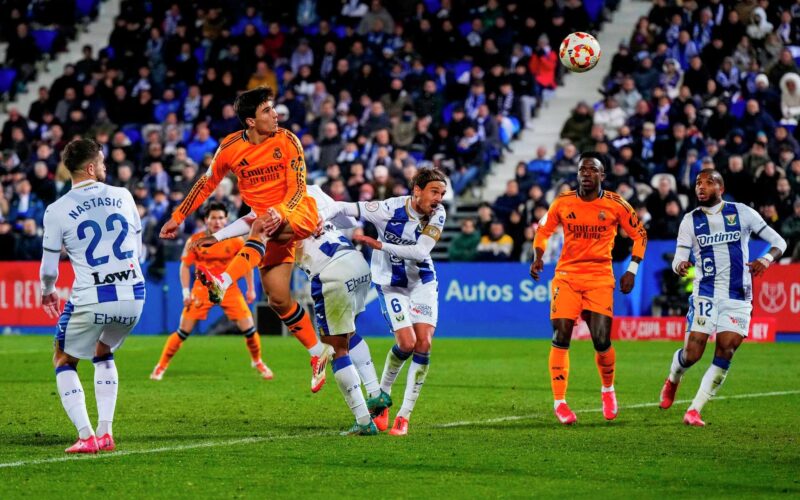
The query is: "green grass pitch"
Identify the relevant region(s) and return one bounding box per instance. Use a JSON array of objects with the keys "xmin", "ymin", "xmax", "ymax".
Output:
[{"xmin": 0, "ymin": 335, "xmax": 798, "ymax": 498}]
